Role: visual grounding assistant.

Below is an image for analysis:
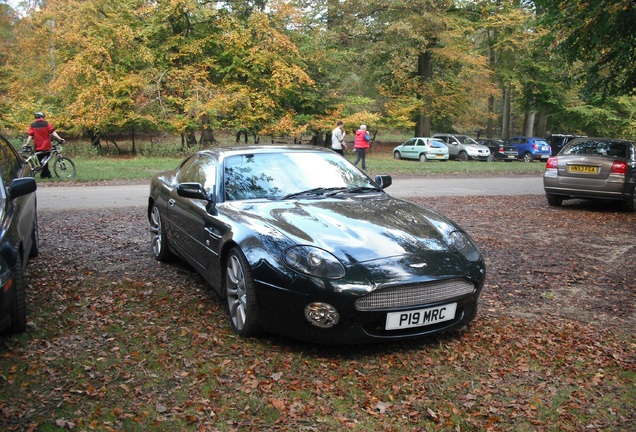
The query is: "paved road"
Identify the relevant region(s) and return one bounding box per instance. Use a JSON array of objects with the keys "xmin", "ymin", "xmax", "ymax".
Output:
[{"xmin": 36, "ymin": 176, "xmax": 544, "ymax": 211}]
